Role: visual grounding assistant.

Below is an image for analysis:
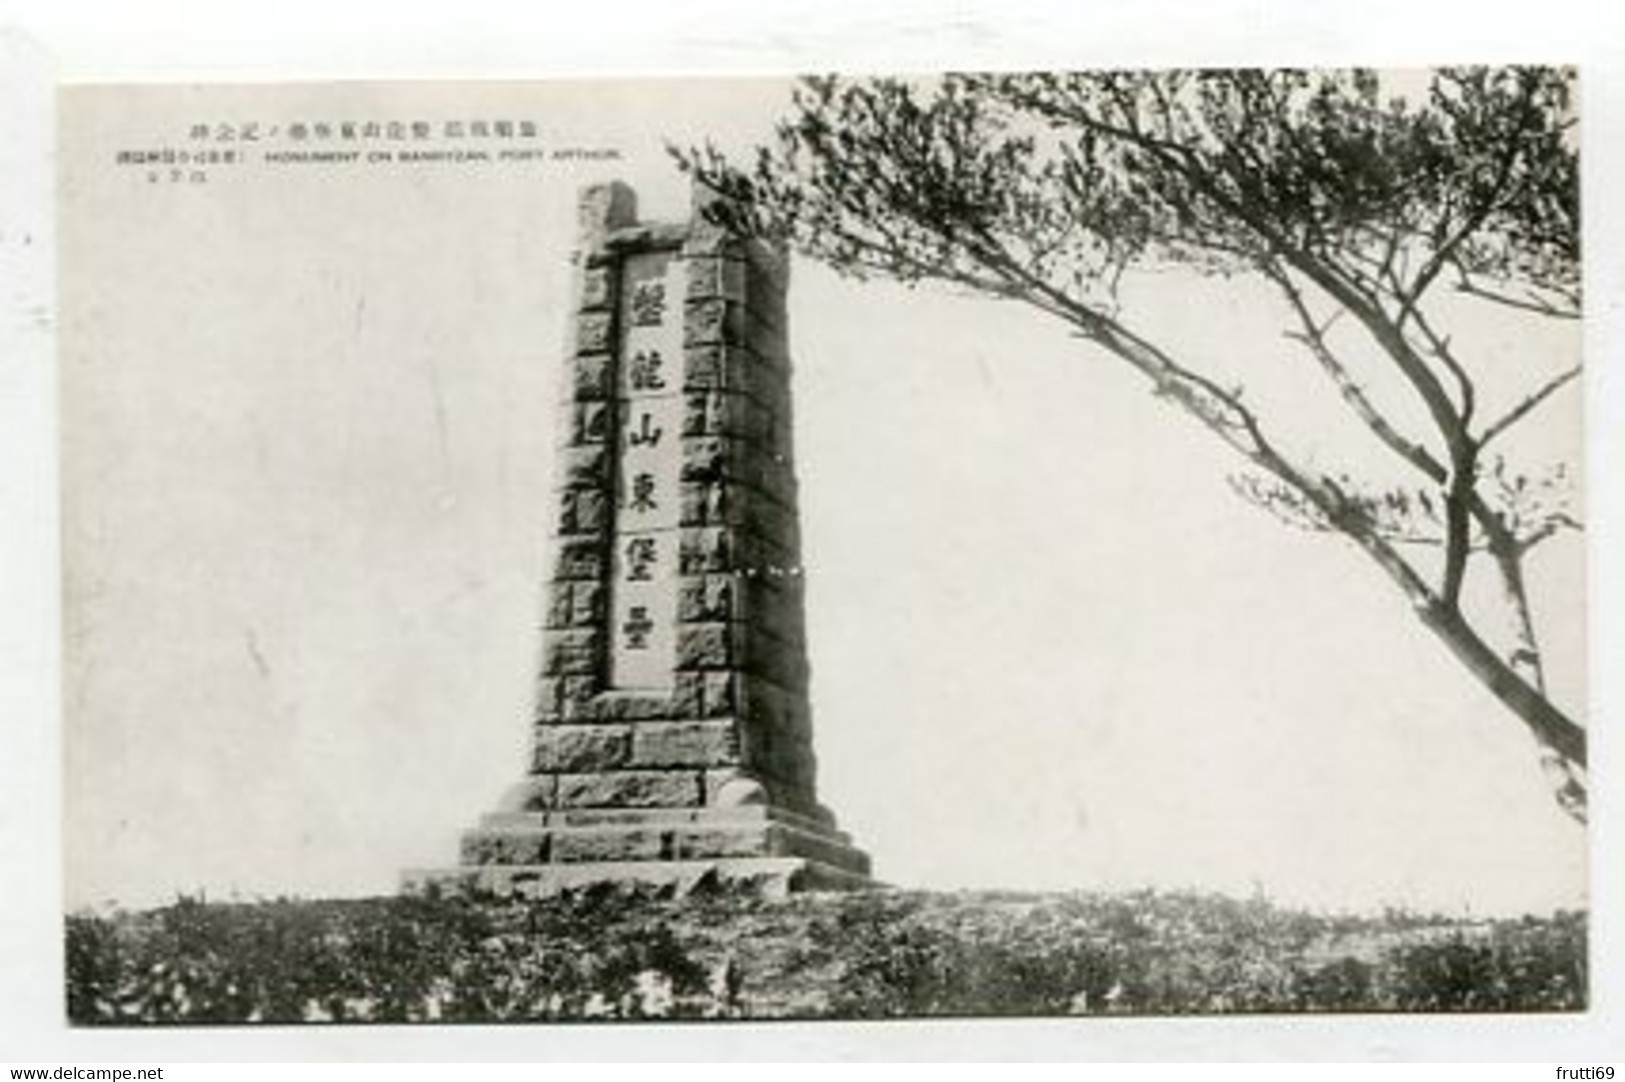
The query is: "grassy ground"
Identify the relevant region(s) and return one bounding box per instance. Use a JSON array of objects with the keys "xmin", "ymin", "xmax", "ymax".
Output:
[{"xmin": 65, "ymin": 886, "xmax": 1586, "ymax": 1023}]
